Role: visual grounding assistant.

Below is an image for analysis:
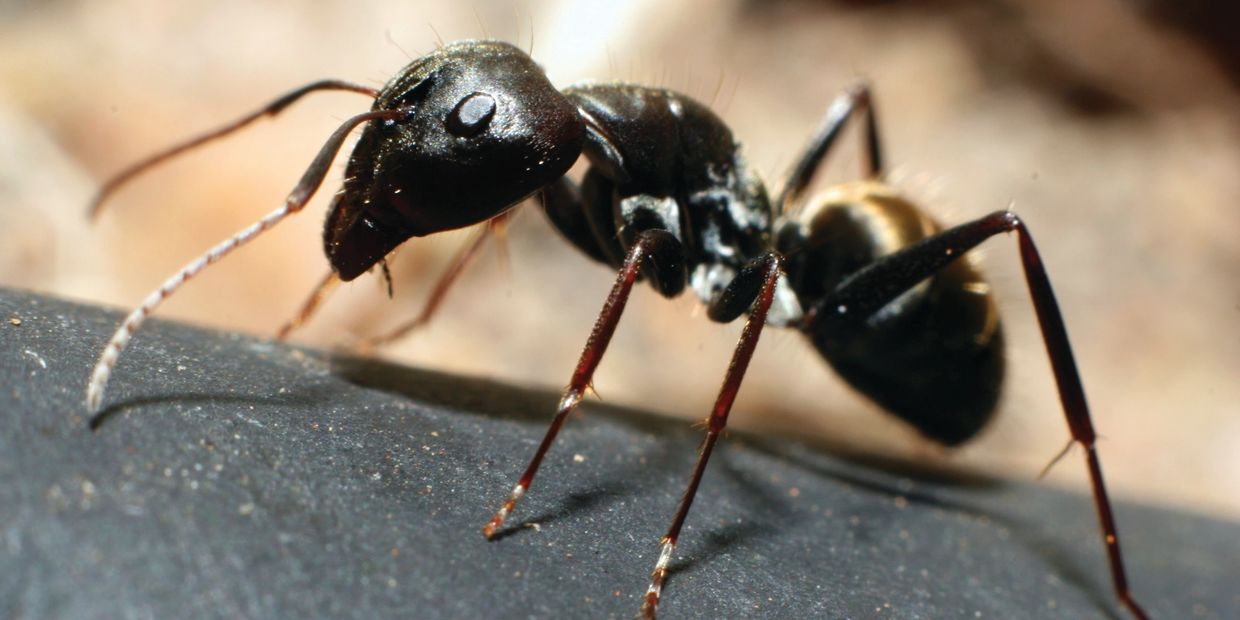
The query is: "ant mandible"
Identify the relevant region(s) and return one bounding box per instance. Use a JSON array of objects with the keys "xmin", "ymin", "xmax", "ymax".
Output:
[{"xmin": 84, "ymin": 40, "xmax": 1150, "ymax": 619}]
